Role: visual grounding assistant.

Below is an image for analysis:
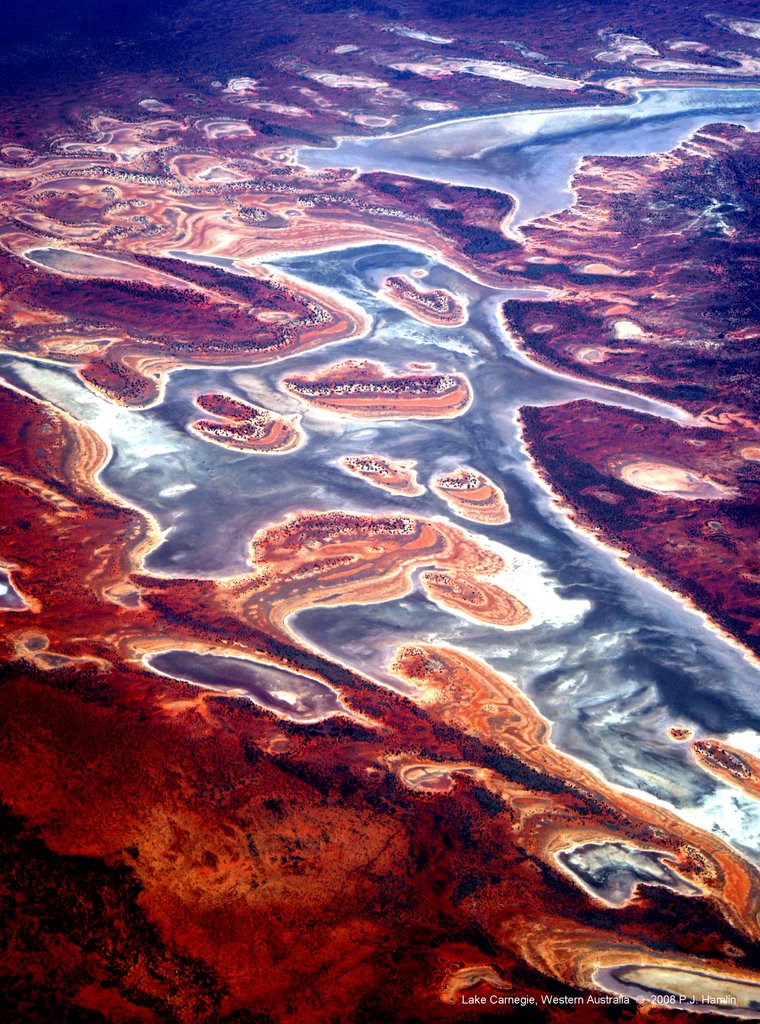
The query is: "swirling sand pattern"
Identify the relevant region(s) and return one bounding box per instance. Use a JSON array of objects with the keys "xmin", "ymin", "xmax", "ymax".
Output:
[{"xmin": 3, "ymin": 3, "xmax": 760, "ymax": 1020}]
